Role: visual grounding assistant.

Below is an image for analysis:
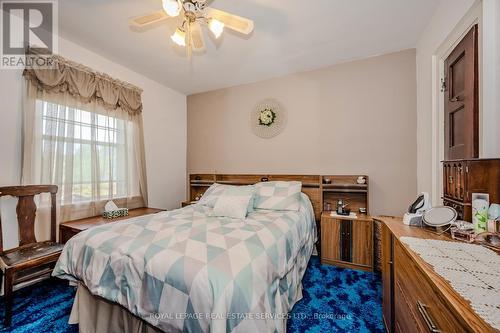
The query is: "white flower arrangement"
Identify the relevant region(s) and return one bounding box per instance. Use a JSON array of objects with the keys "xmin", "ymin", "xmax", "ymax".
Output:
[
  {"xmin": 258, "ymin": 108, "xmax": 276, "ymax": 127},
  {"xmin": 251, "ymin": 99, "xmax": 286, "ymax": 138}
]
